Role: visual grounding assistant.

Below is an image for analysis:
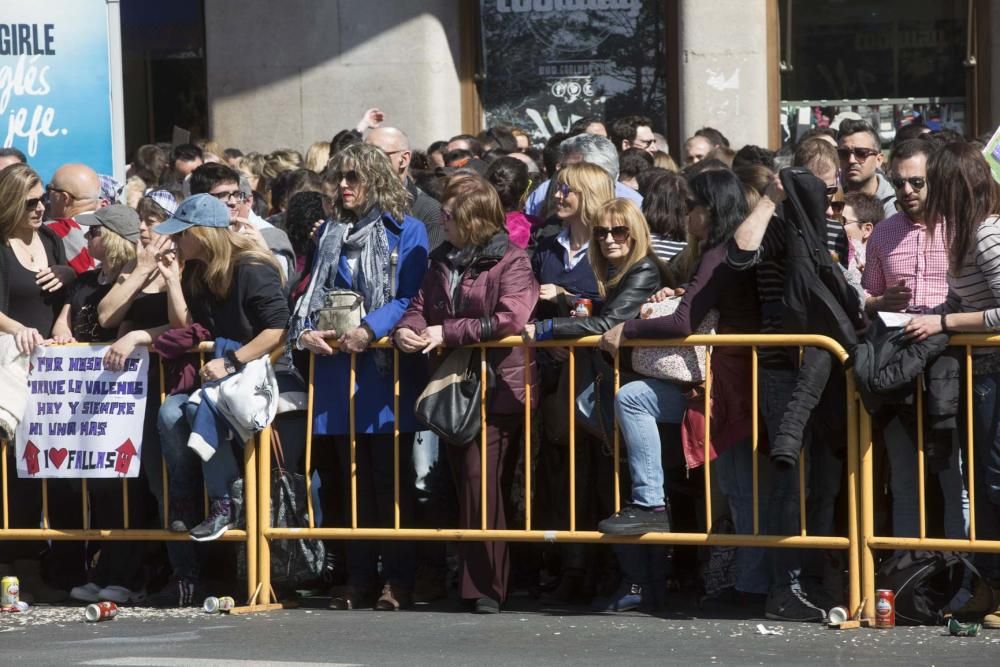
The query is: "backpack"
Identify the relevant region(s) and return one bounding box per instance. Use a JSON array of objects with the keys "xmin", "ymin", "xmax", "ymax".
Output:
[
  {"xmin": 778, "ymin": 167, "xmax": 867, "ymax": 351},
  {"xmin": 875, "ymin": 550, "xmax": 996, "ymax": 625}
]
